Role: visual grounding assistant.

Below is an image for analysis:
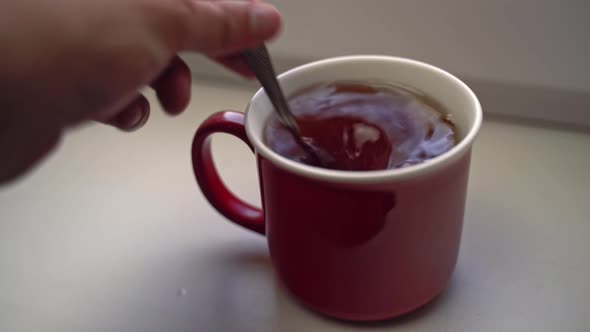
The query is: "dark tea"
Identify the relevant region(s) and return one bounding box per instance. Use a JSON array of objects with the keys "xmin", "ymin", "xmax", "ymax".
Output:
[{"xmin": 264, "ymin": 82, "xmax": 457, "ymax": 171}]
